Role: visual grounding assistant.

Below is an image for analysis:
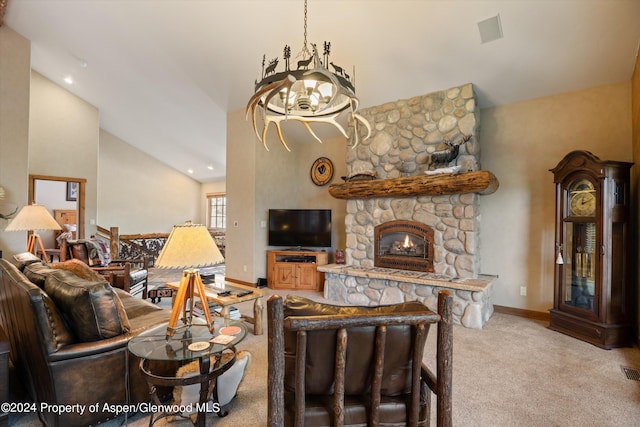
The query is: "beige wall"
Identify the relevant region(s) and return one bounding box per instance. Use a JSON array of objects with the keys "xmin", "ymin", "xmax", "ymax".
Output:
[
  {"xmin": 1, "ymin": 27, "xmax": 209, "ymax": 252},
  {"xmin": 0, "ymin": 27, "xmax": 31, "ymax": 256},
  {"xmin": 480, "ymin": 82, "xmax": 633, "ymax": 312},
  {"xmin": 28, "ymin": 71, "xmax": 100, "ymax": 237},
  {"xmin": 226, "ymin": 109, "xmax": 257, "ymax": 283},
  {"xmin": 98, "ymin": 129, "xmax": 202, "ymax": 234},
  {"xmin": 226, "ymin": 110, "xmax": 347, "ymax": 284},
  {"xmin": 228, "ymin": 82, "xmax": 633, "ymax": 307}
]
